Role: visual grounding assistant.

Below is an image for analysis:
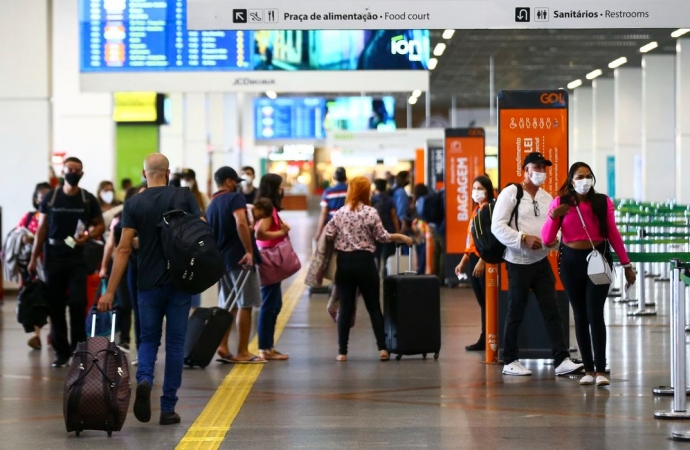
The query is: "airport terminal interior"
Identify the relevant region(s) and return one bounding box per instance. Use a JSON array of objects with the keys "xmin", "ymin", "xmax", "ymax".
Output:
[{"xmin": 3, "ymin": 0, "xmax": 690, "ymax": 449}]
